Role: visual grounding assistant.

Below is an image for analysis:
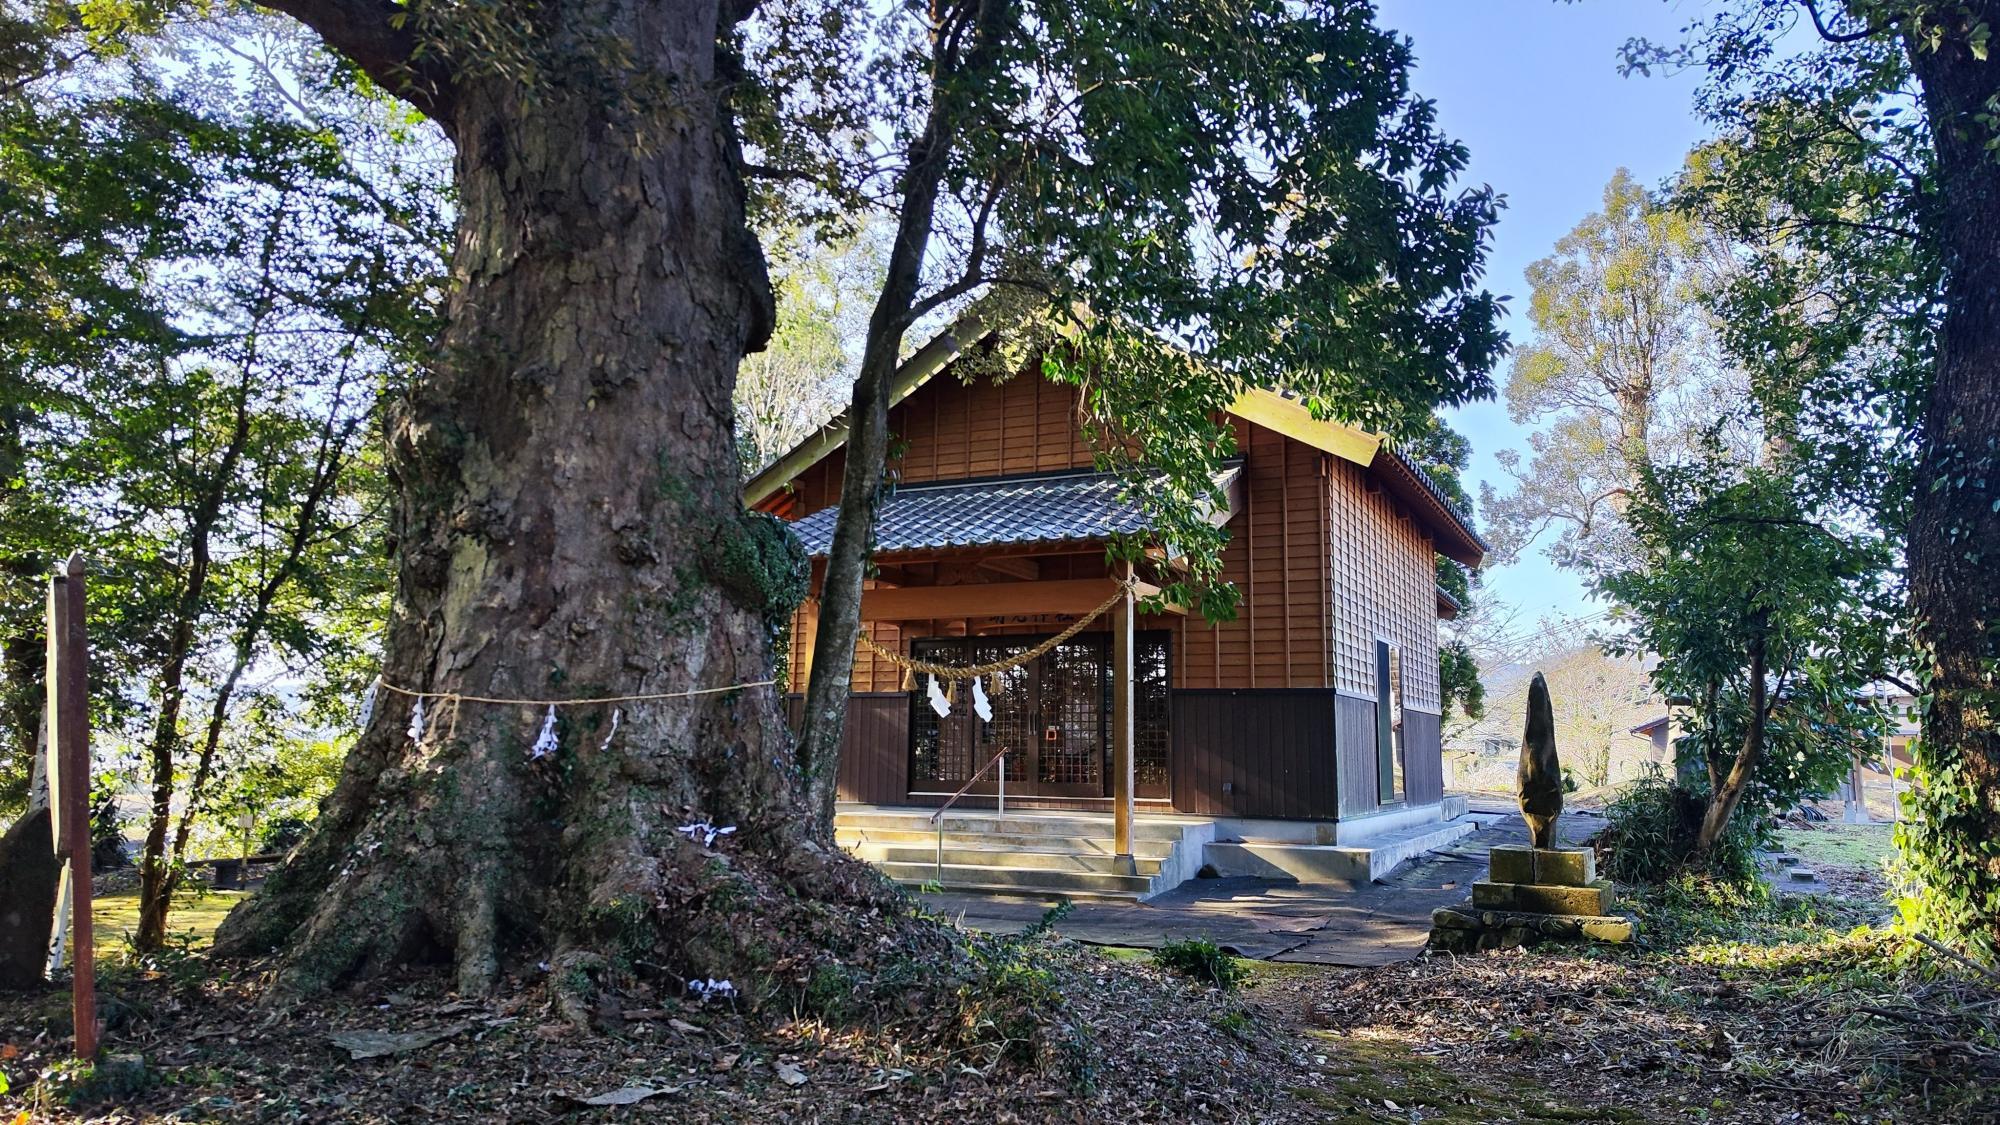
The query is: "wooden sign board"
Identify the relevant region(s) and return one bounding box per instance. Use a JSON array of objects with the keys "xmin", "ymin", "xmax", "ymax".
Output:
[{"xmin": 45, "ymin": 573, "xmax": 71, "ymax": 850}]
